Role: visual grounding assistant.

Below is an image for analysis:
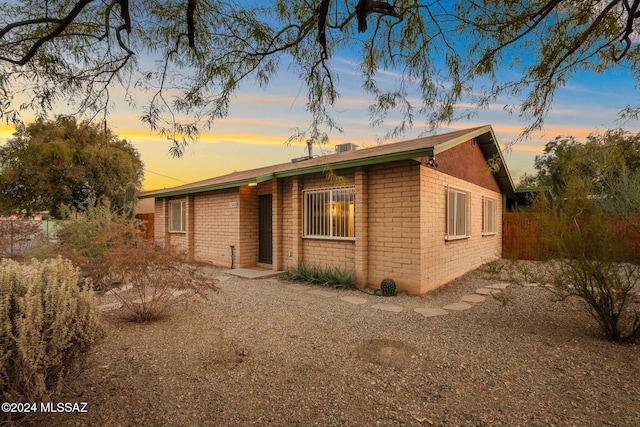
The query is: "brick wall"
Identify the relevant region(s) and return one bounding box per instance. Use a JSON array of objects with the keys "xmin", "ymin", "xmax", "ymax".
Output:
[
  {"xmin": 154, "ymin": 197, "xmax": 189, "ymax": 254},
  {"xmin": 153, "ymin": 149, "xmax": 504, "ymax": 294},
  {"xmin": 419, "ymin": 166, "xmax": 502, "ymax": 293},
  {"xmin": 238, "ymin": 185, "xmax": 258, "ymax": 267},
  {"xmin": 366, "ymin": 160, "xmax": 423, "ymax": 293},
  {"xmin": 192, "ymin": 188, "xmax": 240, "ymax": 267},
  {"xmin": 280, "ymin": 171, "xmax": 358, "ymax": 272}
]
